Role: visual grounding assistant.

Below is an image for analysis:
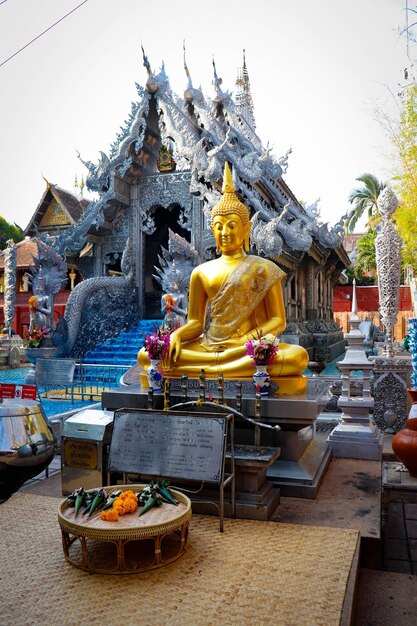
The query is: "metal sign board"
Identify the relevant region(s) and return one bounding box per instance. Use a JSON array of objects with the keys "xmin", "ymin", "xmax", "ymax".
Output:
[
  {"xmin": 35, "ymin": 359, "xmax": 76, "ymax": 386},
  {"xmin": 108, "ymin": 409, "xmax": 227, "ymax": 483}
]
